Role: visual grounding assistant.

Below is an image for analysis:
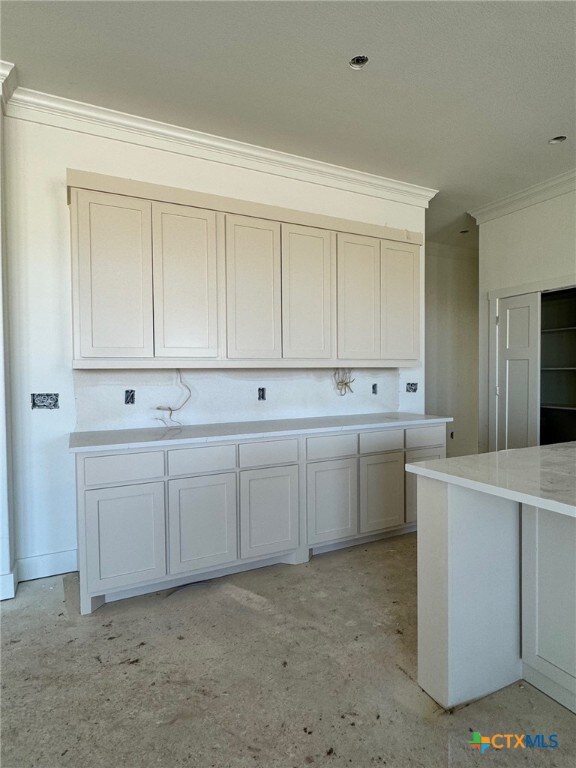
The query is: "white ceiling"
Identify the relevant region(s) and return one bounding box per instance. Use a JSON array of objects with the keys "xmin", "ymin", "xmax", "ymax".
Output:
[{"xmin": 1, "ymin": 1, "xmax": 575, "ymax": 246}]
